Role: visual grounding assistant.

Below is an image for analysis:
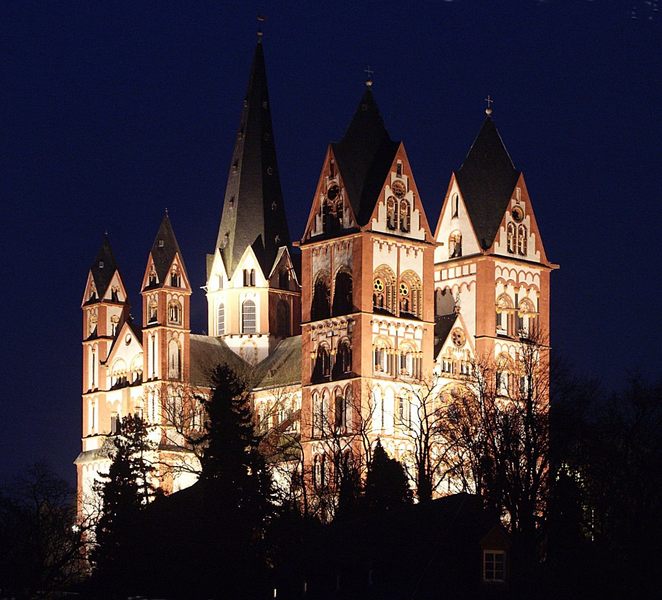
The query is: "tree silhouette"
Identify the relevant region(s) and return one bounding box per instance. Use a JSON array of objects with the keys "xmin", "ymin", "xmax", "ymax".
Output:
[
  {"xmin": 91, "ymin": 414, "xmax": 154, "ymax": 589},
  {"xmin": 365, "ymin": 439, "xmax": 412, "ymax": 511}
]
